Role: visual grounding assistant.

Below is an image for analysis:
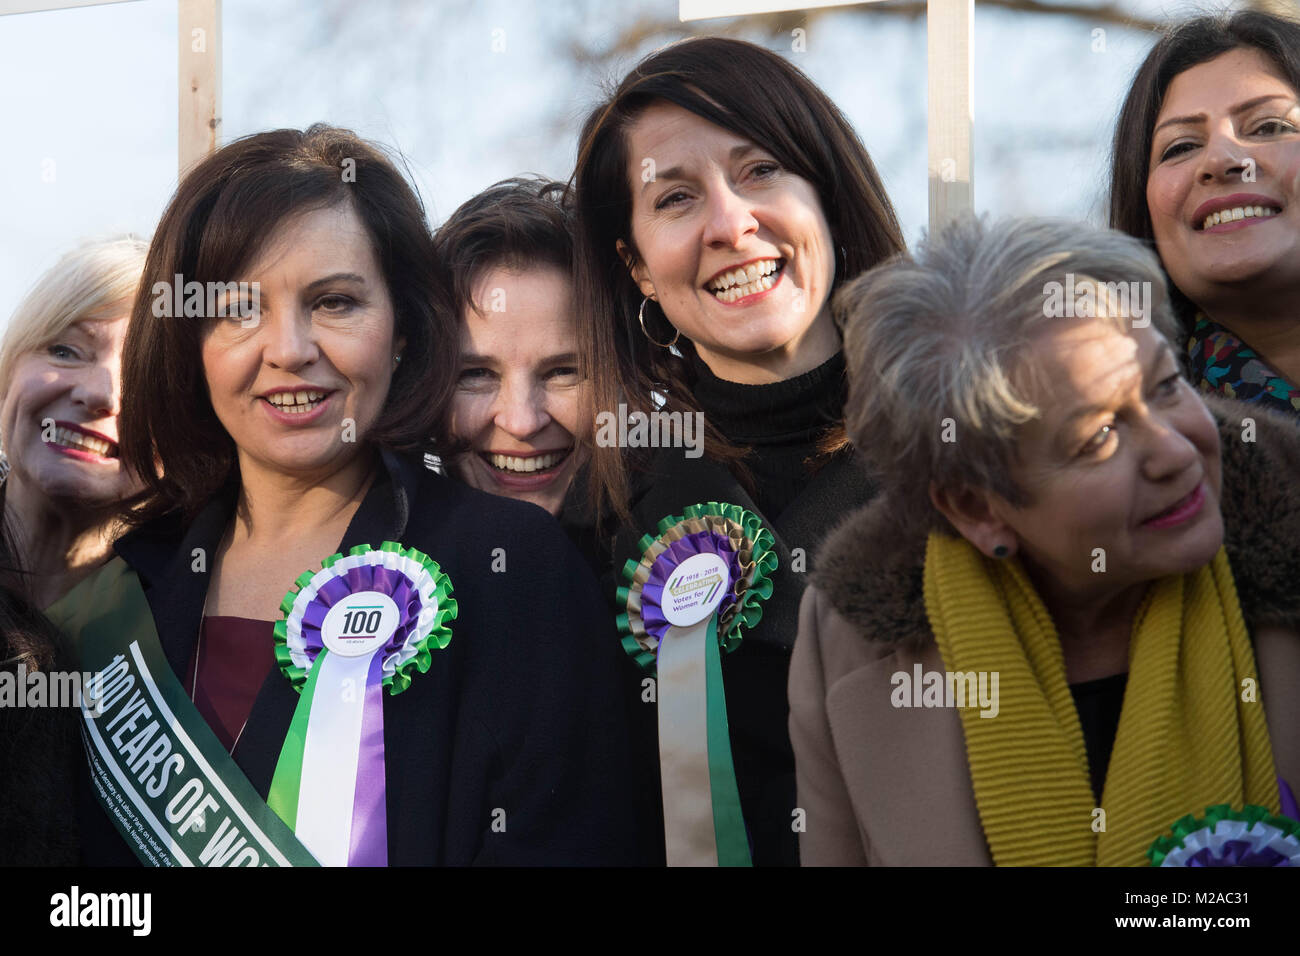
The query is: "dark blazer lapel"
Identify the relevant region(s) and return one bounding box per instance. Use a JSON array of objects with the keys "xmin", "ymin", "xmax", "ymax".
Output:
[
  {"xmin": 115, "ymin": 486, "xmax": 236, "ymax": 680},
  {"xmin": 115, "ymin": 485, "xmax": 293, "ymax": 796},
  {"xmin": 339, "ymin": 450, "xmax": 442, "ymax": 864},
  {"xmin": 237, "ymin": 448, "xmax": 450, "ymax": 863},
  {"xmin": 336, "ymin": 449, "xmax": 413, "ymax": 552},
  {"xmin": 235, "ymin": 450, "xmax": 416, "ymax": 800}
]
